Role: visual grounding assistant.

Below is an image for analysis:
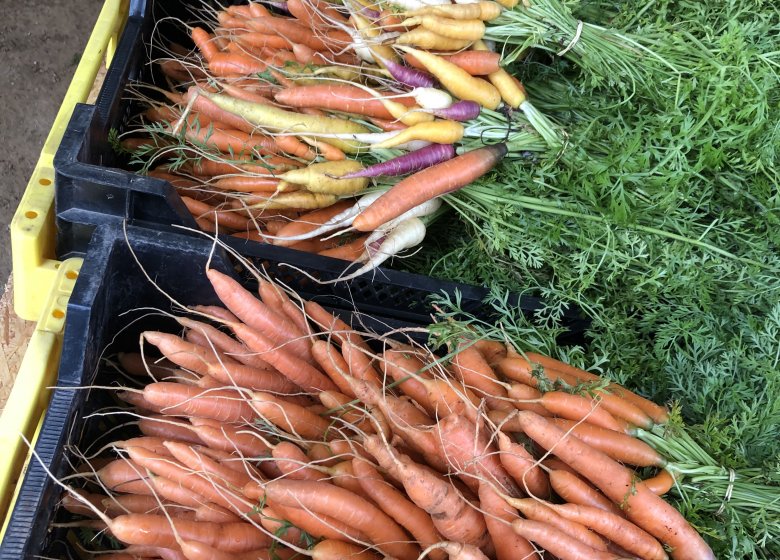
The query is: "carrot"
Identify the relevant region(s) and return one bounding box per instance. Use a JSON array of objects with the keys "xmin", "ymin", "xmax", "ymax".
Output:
[
  {"xmin": 396, "ymin": 28, "xmax": 473, "ymax": 51},
  {"xmin": 643, "ymin": 468, "xmax": 677, "ymax": 496},
  {"xmin": 505, "ymin": 384, "xmax": 551, "ymax": 416},
  {"xmin": 535, "ymin": 391, "xmax": 630, "ymax": 433},
  {"xmin": 380, "ymin": 349, "xmax": 435, "ymax": 413},
  {"xmin": 397, "ymin": 47, "xmax": 501, "ymax": 109},
  {"xmin": 477, "ymin": 482, "xmax": 540, "ymax": 560},
  {"xmin": 435, "ymin": 414, "xmax": 521, "ymax": 496},
  {"xmin": 235, "ymin": 32, "xmax": 291, "ymax": 50},
  {"xmin": 548, "ymin": 469, "xmax": 625, "ymax": 517},
  {"xmin": 178, "ymin": 540, "xmax": 283, "ymax": 560},
  {"xmin": 495, "ymin": 431, "xmax": 550, "ymax": 498},
  {"xmin": 118, "ymin": 352, "xmax": 177, "ymax": 377},
  {"xmin": 143, "ymin": 382, "xmax": 257, "ymax": 423},
  {"xmin": 177, "ymin": 317, "xmax": 273, "ymax": 371},
  {"xmin": 190, "ymin": 304, "xmax": 239, "ymax": 323},
  {"xmin": 311, "ymin": 340, "xmax": 356, "ymax": 397},
  {"xmin": 212, "ymin": 176, "xmax": 283, "ymax": 193},
  {"xmin": 512, "ymin": 519, "xmax": 619, "ymax": 560},
  {"xmin": 209, "ymin": 52, "xmax": 268, "ymax": 76},
  {"xmin": 205, "ymin": 269, "xmax": 313, "ymax": 361},
  {"xmin": 164, "ymin": 441, "xmax": 252, "ymax": 488},
  {"xmin": 252, "ymin": 391, "xmax": 333, "ymax": 440},
  {"xmin": 351, "ymin": 457, "xmax": 445, "ymax": 559},
  {"xmin": 405, "ymin": 15, "xmax": 486, "ymax": 41},
  {"xmin": 352, "ymin": 144, "xmax": 507, "ymax": 232},
  {"xmin": 310, "ymin": 540, "xmax": 381, "ymax": 560},
  {"xmin": 191, "ymin": 27, "xmax": 220, "ymax": 62},
  {"xmin": 96, "ymin": 459, "xmax": 152, "ymax": 495},
  {"xmin": 515, "ymin": 411, "xmax": 715, "ymax": 560},
  {"xmin": 548, "ymin": 502, "xmax": 668, "ymax": 560},
  {"xmin": 508, "ymin": 498, "xmax": 609, "ymax": 552},
  {"xmin": 232, "ymin": 322, "xmax": 336, "ymax": 393},
  {"xmin": 550, "ymin": 418, "xmax": 665, "ymax": 467},
  {"xmin": 272, "ymin": 441, "xmax": 327, "ymax": 481},
  {"xmin": 318, "ymin": 235, "xmax": 369, "ymax": 261},
  {"xmin": 286, "ymin": 0, "xmax": 348, "ymax": 28},
  {"xmin": 450, "ymin": 344, "xmax": 514, "ymax": 412},
  {"xmin": 189, "ymin": 419, "xmax": 271, "ymax": 459},
  {"xmin": 364, "ymin": 435, "xmax": 490, "ymax": 550},
  {"xmin": 523, "ymin": 352, "xmax": 669, "ymax": 424},
  {"xmin": 303, "ymin": 300, "xmax": 370, "ymax": 352},
  {"xmin": 265, "ymin": 479, "xmax": 419, "ymax": 558},
  {"xmin": 422, "ymin": 542, "xmax": 491, "ymax": 560},
  {"xmin": 109, "ymin": 514, "xmax": 271, "ymax": 552},
  {"xmin": 193, "ymin": 503, "xmax": 242, "ymax": 524},
  {"xmin": 148, "ymin": 475, "xmax": 212, "ymax": 508},
  {"xmin": 244, "ymin": 17, "xmax": 338, "ymax": 52},
  {"xmin": 270, "ymin": 201, "xmax": 353, "ymax": 247},
  {"xmin": 274, "ymin": 85, "xmax": 411, "ymax": 120}
]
